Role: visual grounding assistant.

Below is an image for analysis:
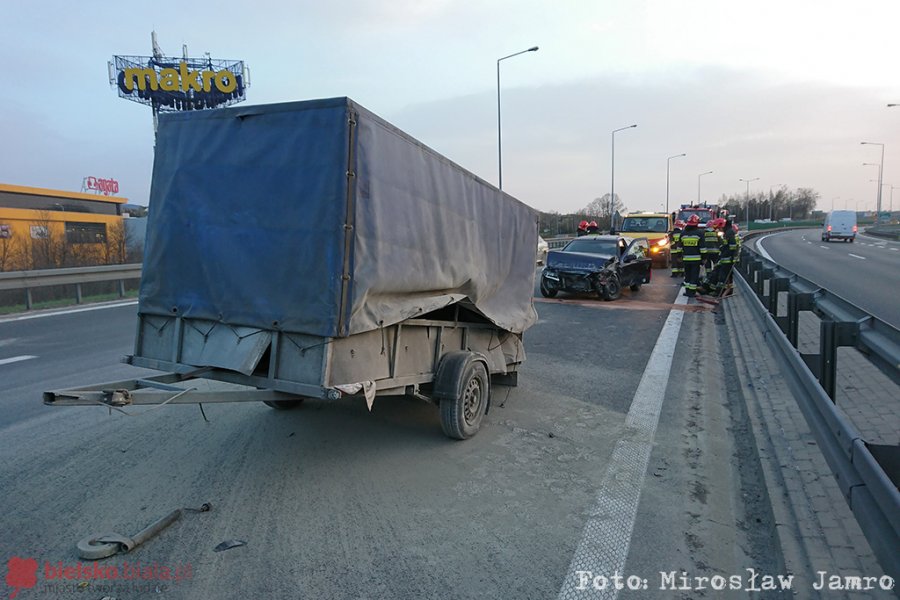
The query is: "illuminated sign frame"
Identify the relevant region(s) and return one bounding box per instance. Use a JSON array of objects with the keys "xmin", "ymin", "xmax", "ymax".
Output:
[{"xmin": 109, "ymin": 55, "xmax": 248, "ymax": 112}]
